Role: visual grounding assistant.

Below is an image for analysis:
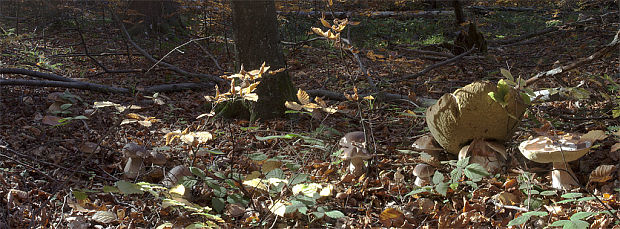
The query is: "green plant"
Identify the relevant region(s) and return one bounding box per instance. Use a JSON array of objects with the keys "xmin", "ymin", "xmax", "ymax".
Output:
[{"xmin": 406, "ymin": 157, "xmax": 490, "ymax": 197}]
